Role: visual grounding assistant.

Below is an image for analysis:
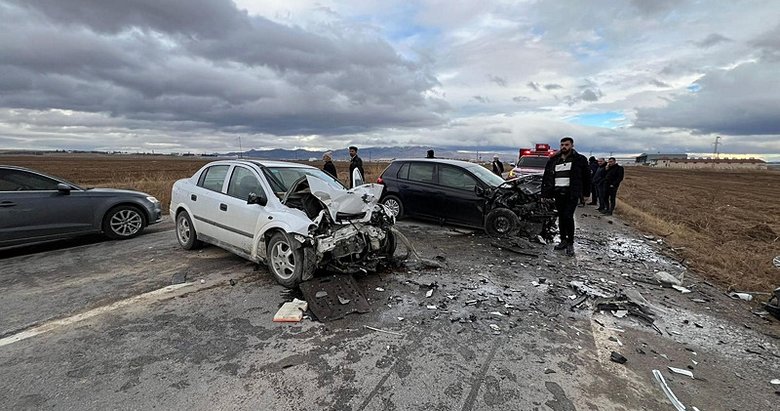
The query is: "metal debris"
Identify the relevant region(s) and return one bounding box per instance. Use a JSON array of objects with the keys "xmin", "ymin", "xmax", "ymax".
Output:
[
  {"xmin": 653, "ymin": 369, "xmax": 686, "ymax": 411},
  {"xmin": 668, "ymin": 366, "xmax": 694, "ymax": 379},
  {"xmin": 654, "ymin": 271, "xmax": 683, "ymax": 286},
  {"xmin": 299, "ymin": 275, "xmax": 371, "ymax": 322},
  {"xmin": 364, "ymin": 325, "xmax": 404, "ymax": 337},
  {"xmin": 610, "ymin": 351, "xmax": 627, "ymax": 364}
]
